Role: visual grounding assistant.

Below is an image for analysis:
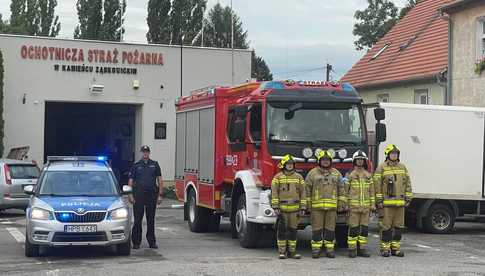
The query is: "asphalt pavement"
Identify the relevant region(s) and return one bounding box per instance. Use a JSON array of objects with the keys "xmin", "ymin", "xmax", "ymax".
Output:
[{"xmin": 1, "ymin": 201, "xmax": 485, "ymax": 276}]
